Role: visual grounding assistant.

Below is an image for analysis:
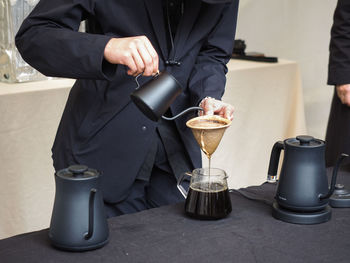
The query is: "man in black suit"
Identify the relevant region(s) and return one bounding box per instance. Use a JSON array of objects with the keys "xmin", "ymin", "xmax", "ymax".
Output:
[
  {"xmin": 15, "ymin": 0, "xmax": 239, "ymax": 216},
  {"xmin": 326, "ymin": 0, "xmax": 350, "ymax": 169}
]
